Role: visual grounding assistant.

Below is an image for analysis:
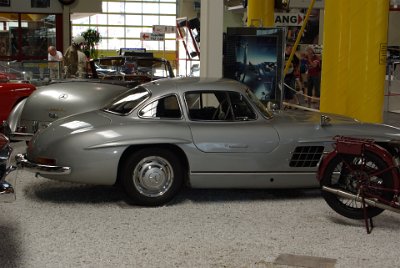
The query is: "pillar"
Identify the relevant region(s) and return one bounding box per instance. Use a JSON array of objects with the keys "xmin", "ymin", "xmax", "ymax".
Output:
[
  {"xmin": 247, "ymin": 0, "xmax": 274, "ymax": 27},
  {"xmin": 200, "ymin": 0, "xmax": 224, "ymax": 79},
  {"xmin": 62, "ymin": 5, "xmax": 71, "ymax": 52},
  {"xmin": 247, "ymin": 0, "xmax": 275, "ymax": 27},
  {"xmin": 320, "ymin": 0, "xmax": 389, "ymax": 123}
]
